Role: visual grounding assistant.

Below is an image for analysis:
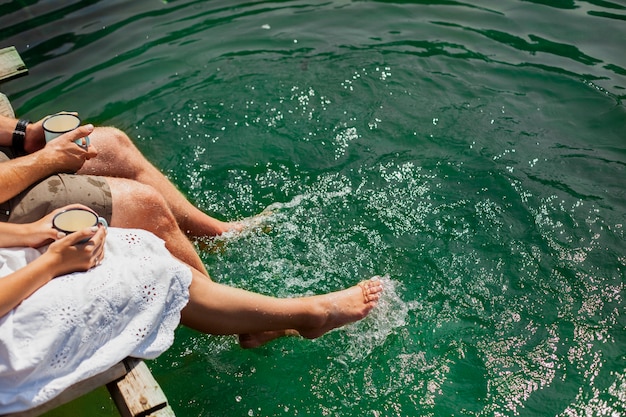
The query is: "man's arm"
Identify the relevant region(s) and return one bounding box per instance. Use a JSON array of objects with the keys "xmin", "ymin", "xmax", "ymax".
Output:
[
  {"xmin": 0, "ymin": 114, "xmax": 46, "ymax": 152},
  {"xmin": 0, "ymin": 151, "xmax": 60, "ymax": 203},
  {"xmin": 0, "ymin": 120, "xmax": 97, "ymax": 204},
  {"xmin": 0, "ymin": 115, "xmax": 20, "ymax": 146},
  {"xmin": 0, "ymin": 115, "xmax": 63, "ymax": 202}
]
